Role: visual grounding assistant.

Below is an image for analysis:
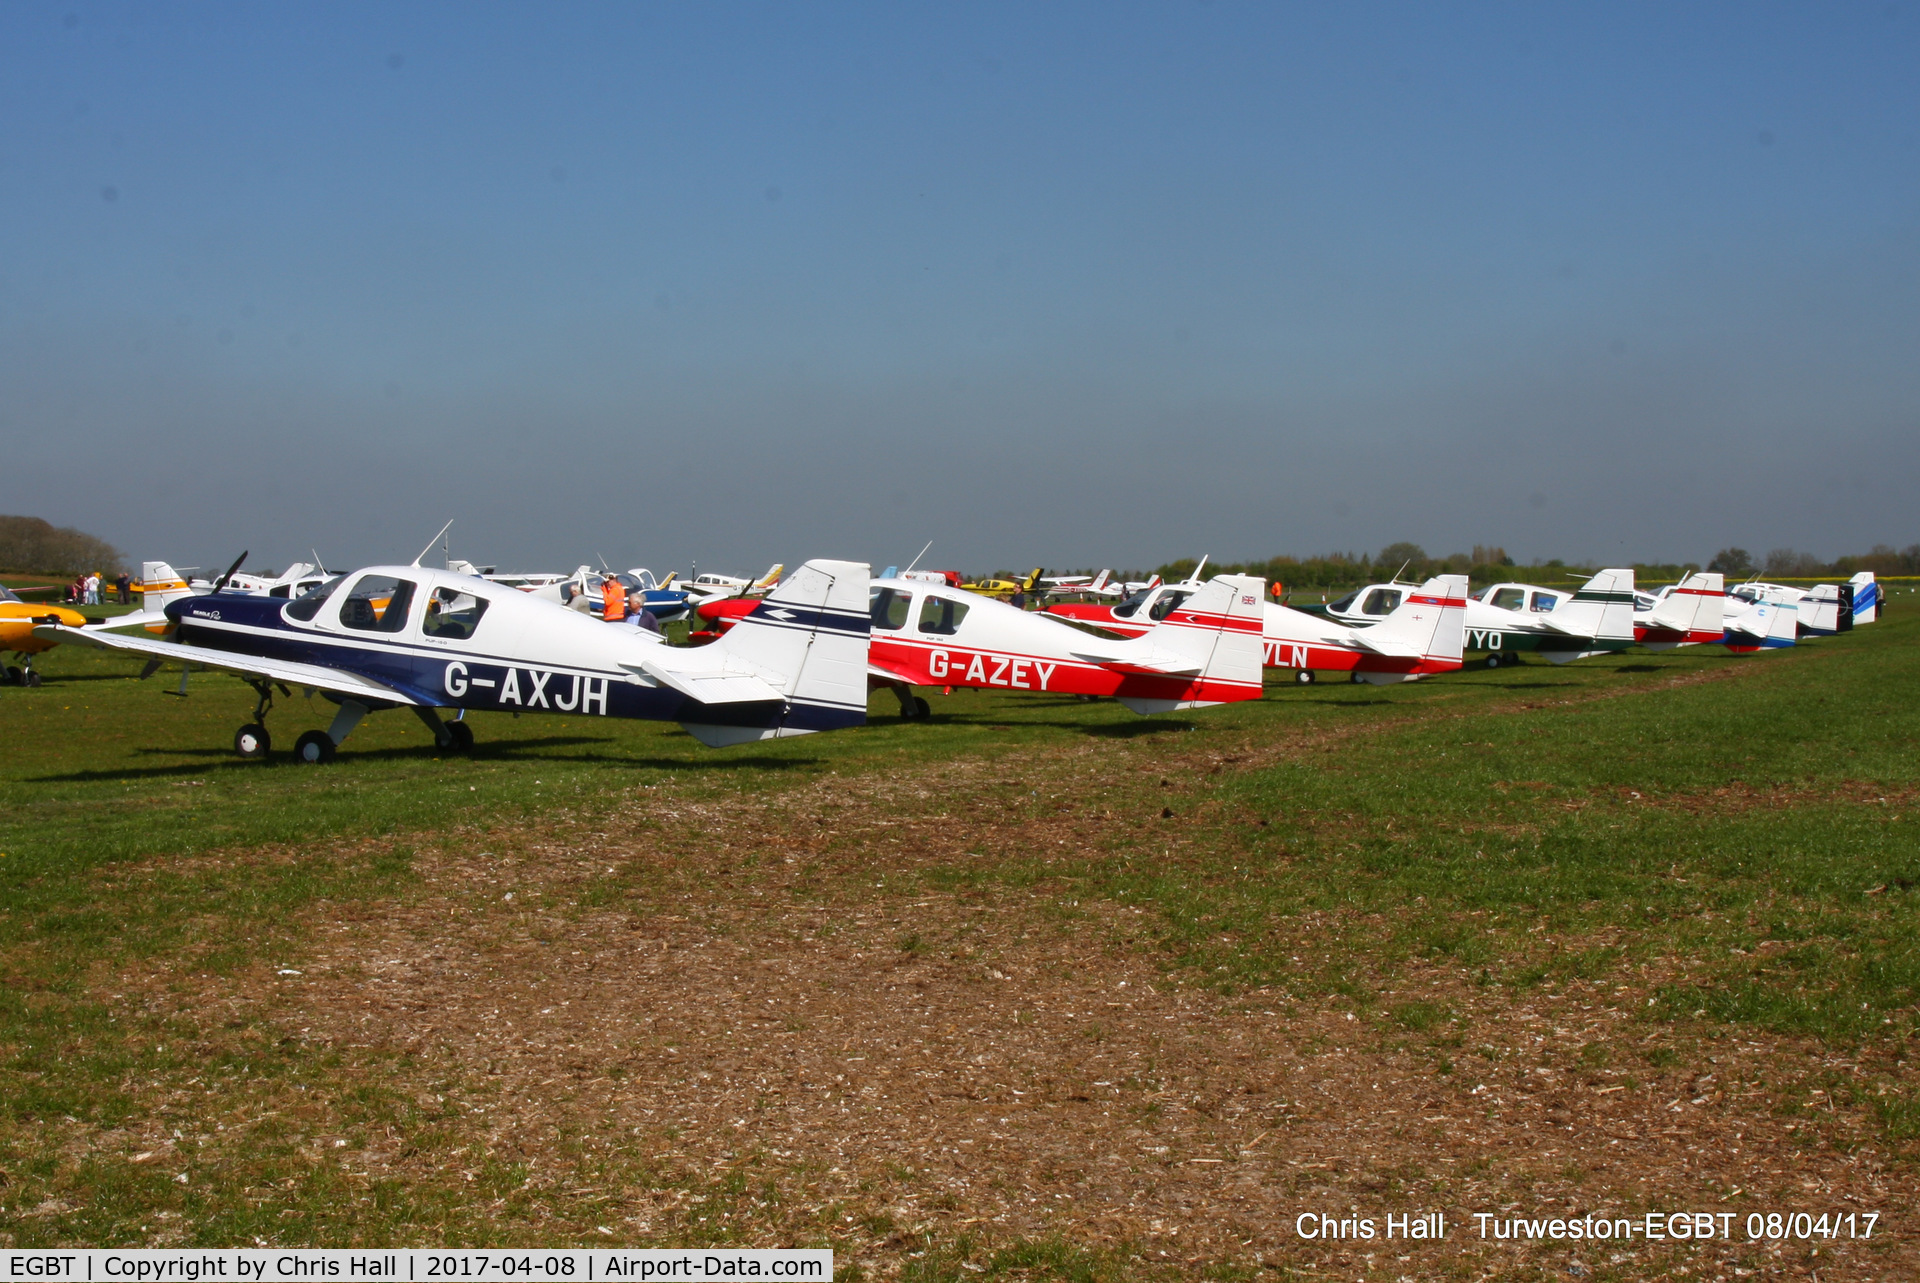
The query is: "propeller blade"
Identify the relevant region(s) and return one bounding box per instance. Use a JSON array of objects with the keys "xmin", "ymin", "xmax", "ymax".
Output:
[{"xmin": 211, "ymin": 550, "xmax": 249, "ymax": 594}]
